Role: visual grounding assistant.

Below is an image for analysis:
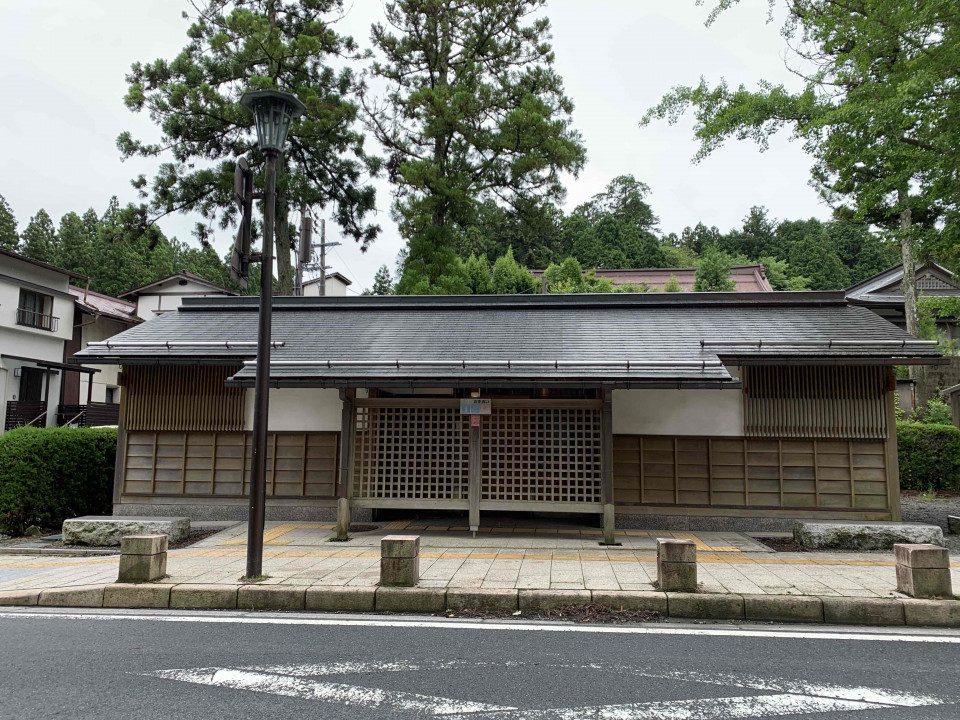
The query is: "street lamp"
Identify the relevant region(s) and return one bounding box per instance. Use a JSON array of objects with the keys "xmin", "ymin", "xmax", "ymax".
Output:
[{"xmin": 240, "ymin": 88, "xmax": 307, "ymax": 579}]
